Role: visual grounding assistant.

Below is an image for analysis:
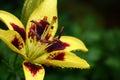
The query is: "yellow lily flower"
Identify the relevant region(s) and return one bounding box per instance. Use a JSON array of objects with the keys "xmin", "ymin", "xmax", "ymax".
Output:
[{"xmin": 0, "ymin": 0, "xmax": 89, "ymax": 80}]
